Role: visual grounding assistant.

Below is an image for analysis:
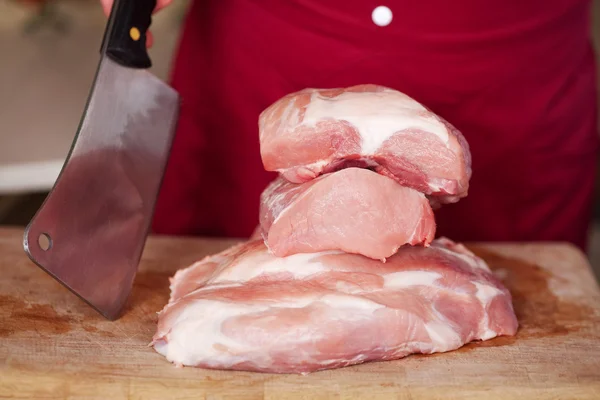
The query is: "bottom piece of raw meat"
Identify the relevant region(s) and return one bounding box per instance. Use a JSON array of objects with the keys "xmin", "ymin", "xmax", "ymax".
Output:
[{"xmin": 152, "ymin": 238, "xmax": 518, "ymax": 374}]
